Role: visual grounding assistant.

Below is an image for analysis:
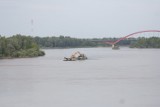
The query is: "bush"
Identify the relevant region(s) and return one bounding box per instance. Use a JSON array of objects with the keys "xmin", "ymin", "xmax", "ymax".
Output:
[{"xmin": 0, "ymin": 35, "xmax": 45, "ymax": 58}]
